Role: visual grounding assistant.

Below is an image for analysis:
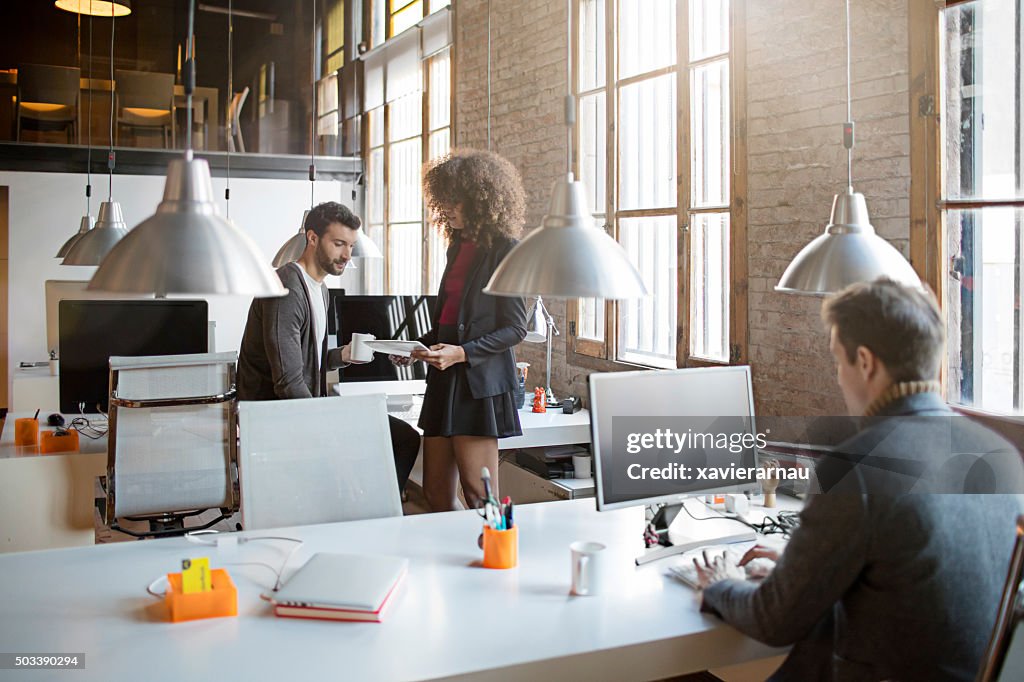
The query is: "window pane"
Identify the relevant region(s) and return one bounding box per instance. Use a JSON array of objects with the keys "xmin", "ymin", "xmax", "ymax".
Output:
[
  {"xmin": 369, "ymin": 147, "xmax": 385, "ymax": 224},
  {"xmin": 690, "ymin": 0, "xmax": 730, "ymax": 61},
  {"xmin": 388, "ymin": 223, "xmax": 425, "ymax": 294},
  {"xmin": 689, "ymin": 212, "xmax": 730, "ymax": 361},
  {"xmin": 388, "ymin": 137, "xmax": 422, "ymax": 222},
  {"xmin": 389, "ymin": 92, "xmax": 422, "ymax": 141},
  {"xmin": 691, "ymin": 58, "xmax": 730, "ymax": 208},
  {"xmin": 945, "ymin": 207, "xmax": 1024, "ymax": 413},
  {"xmin": 427, "ymin": 226, "xmax": 447, "ymax": 293},
  {"xmin": 617, "ymin": 215, "xmax": 677, "ymax": 367},
  {"xmin": 619, "ymin": 74, "xmax": 676, "ymax": 210},
  {"xmin": 391, "ymin": 1, "xmax": 423, "ymax": 37},
  {"xmin": 940, "ymin": 0, "xmax": 1024, "ymax": 201},
  {"xmin": 429, "ymin": 128, "xmax": 450, "ymax": 161},
  {"xmin": 428, "ymin": 51, "xmax": 450, "ymax": 130},
  {"xmin": 429, "ymin": 0, "xmax": 450, "ymax": 11},
  {"xmin": 579, "ymin": 0, "xmax": 605, "ymax": 91},
  {"xmin": 365, "ymin": 225, "xmax": 386, "ymax": 293},
  {"xmin": 580, "ymin": 92, "xmax": 606, "ymax": 213},
  {"xmin": 618, "ymin": 0, "xmax": 676, "ymax": 80},
  {"xmin": 373, "ymin": 0, "xmax": 386, "ymax": 47},
  {"xmin": 369, "ymin": 106, "xmax": 384, "ymax": 148},
  {"xmin": 578, "ymin": 297, "xmax": 605, "ymax": 341}
]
